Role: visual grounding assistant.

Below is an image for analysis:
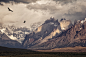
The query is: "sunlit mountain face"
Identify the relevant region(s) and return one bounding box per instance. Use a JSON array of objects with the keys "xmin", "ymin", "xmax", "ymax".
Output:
[{"xmin": 0, "ymin": 0, "xmax": 86, "ymax": 50}]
